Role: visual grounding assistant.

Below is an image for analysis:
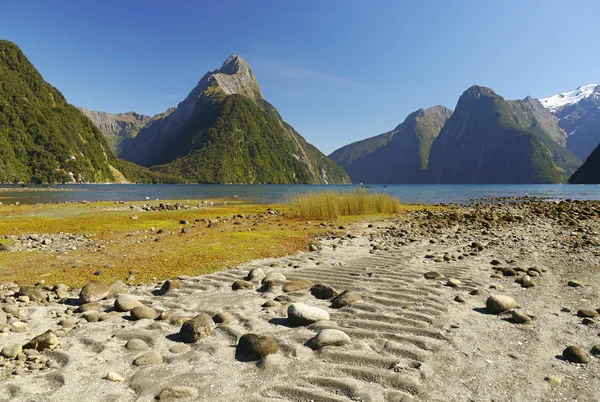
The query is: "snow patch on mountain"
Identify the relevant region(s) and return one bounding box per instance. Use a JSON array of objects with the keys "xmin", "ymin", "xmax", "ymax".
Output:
[{"xmin": 540, "ymin": 84, "xmax": 599, "ymax": 112}]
